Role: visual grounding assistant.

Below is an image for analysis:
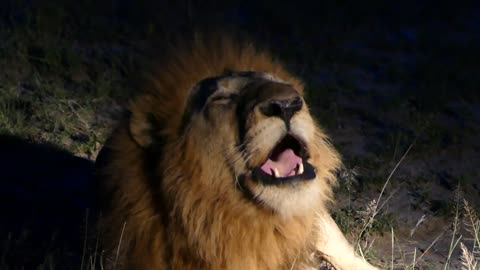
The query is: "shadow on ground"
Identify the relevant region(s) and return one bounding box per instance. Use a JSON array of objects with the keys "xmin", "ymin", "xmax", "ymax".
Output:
[{"xmin": 0, "ymin": 134, "xmax": 96, "ymax": 269}]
